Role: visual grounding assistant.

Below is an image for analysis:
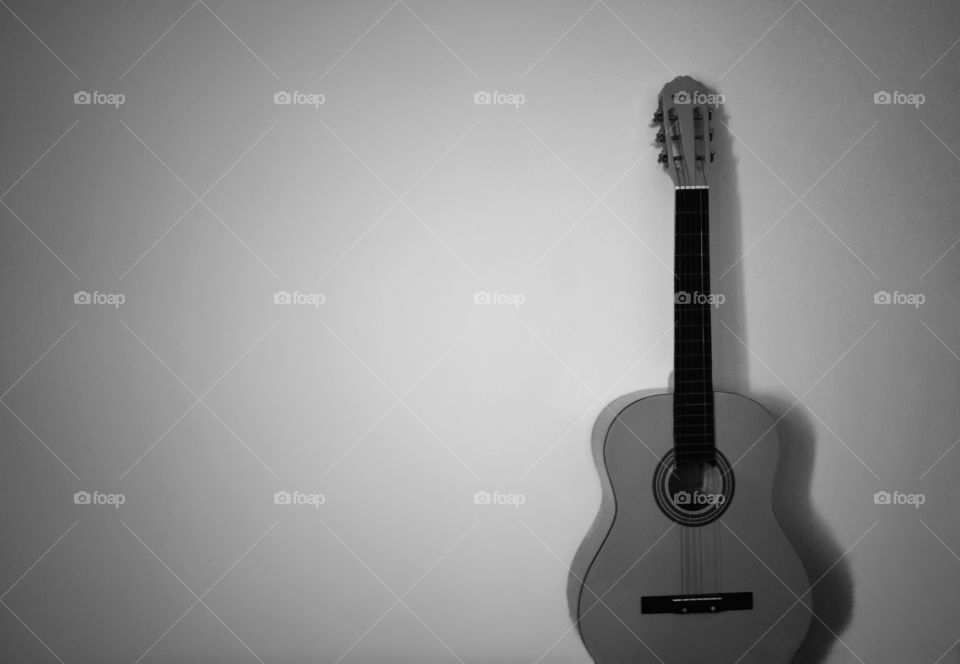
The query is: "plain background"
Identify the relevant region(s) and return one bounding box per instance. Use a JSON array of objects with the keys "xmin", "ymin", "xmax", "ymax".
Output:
[{"xmin": 1, "ymin": 1, "xmax": 959, "ymax": 662}]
